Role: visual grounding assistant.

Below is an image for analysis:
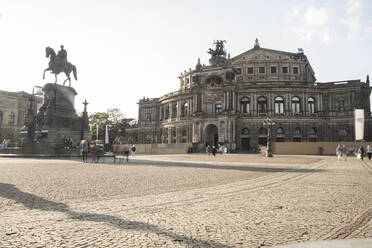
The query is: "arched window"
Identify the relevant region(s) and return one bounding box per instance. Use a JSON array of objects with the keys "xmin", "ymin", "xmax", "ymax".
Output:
[
  {"xmin": 293, "ymin": 127, "xmax": 301, "ymax": 142},
  {"xmin": 183, "ymin": 102, "xmax": 188, "ymax": 117},
  {"xmin": 310, "ymin": 127, "xmax": 317, "ymax": 135},
  {"xmin": 308, "ymin": 97, "xmax": 315, "ymax": 114},
  {"xmin": 295, "ymin": 127, "xmax": 301, "ymax": 135},
  {"xmin": 241, "ymin": 128, "xmax": 250, "ymax": 135},
  {"xmin": 258, "ymin": 127, "xmax": 267, "ymax": 135},
  {"xmin": 215, "ymin": 103, "xmax": 222, "ymax": 113},
  {"xmin": 172, "ymin": 103, "xmax": 177, "ymax": 118},
  {"xmin": 291, "ymin": 96, "xmax": 300, "ymax": 114},
  {"xmin": 240, "ymin": 97, "xmax": 250, "ymax": 114},
  {"xmin": 276, "ymin": 127, "xmax": 284, "ymax": 134},
  {"xmin": 0, "ymin": 111, "xmax": 2, "ymax": 125},
  {"xmin": 310, "ymin": 127, "xmax": 317, "ymax": 142},
  {"xmin": 274, "ymin": 96, "xmax": 284, "ymax": 114},
  {"xmin": 182, "ymin": 129, "xmax": 187, "ymax": 143},
  {"xmin": 257, "ymin": 96, "xmax": 267, "ymax": 113}
]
